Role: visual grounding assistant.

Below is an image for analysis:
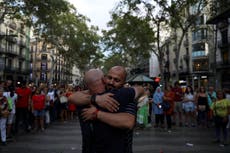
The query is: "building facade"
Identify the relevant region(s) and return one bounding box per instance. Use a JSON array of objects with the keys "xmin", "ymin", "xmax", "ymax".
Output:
[
  {"xmin": 30, "ymin": 39, "xmax": 73, "ymax": 86},
  {"xmin": 0, "ymin": 18, "xmax": 31, "ymax": 83},
  {"xmin": 161, "ymin": 2, "xmax": 216, "ymax": 90},
  {"xmin": 207, "ymin": 0, "xmax": 230, "ymax": 89}
]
